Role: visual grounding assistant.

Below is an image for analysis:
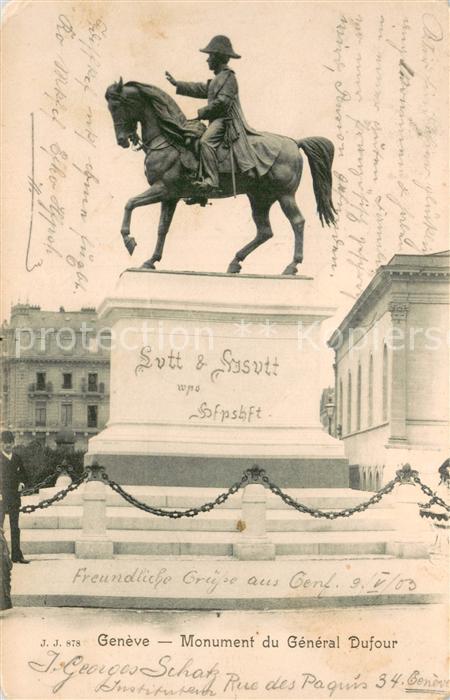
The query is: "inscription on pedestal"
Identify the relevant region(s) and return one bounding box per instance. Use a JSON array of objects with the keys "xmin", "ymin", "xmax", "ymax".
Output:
[{"xmin": 130, "ymin": 336, "xmax": 286, "ymax": 427}]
